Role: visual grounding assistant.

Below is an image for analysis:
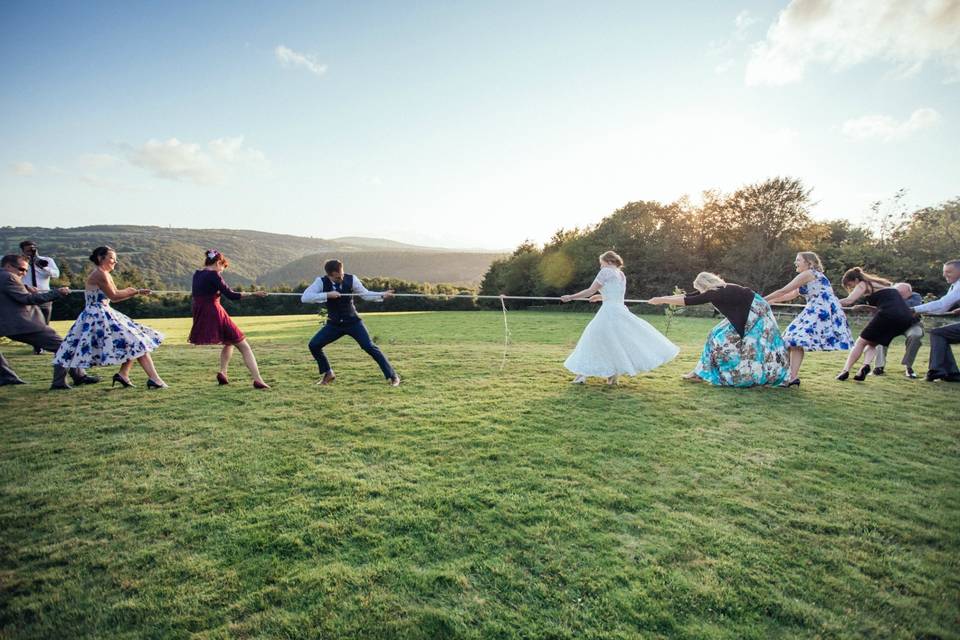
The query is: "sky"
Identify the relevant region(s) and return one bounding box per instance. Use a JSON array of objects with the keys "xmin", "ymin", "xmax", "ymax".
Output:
[{"xmin": 1, "ymin": 0, "xmax": 958, "ymax": 249}]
